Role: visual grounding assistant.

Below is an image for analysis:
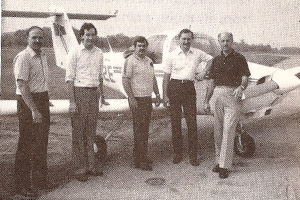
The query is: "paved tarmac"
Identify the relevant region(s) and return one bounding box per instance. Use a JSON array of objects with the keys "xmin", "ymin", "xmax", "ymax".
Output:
[{"xmin": 4, "ymin": 56, "xmax": 300, "ymax": 200}]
